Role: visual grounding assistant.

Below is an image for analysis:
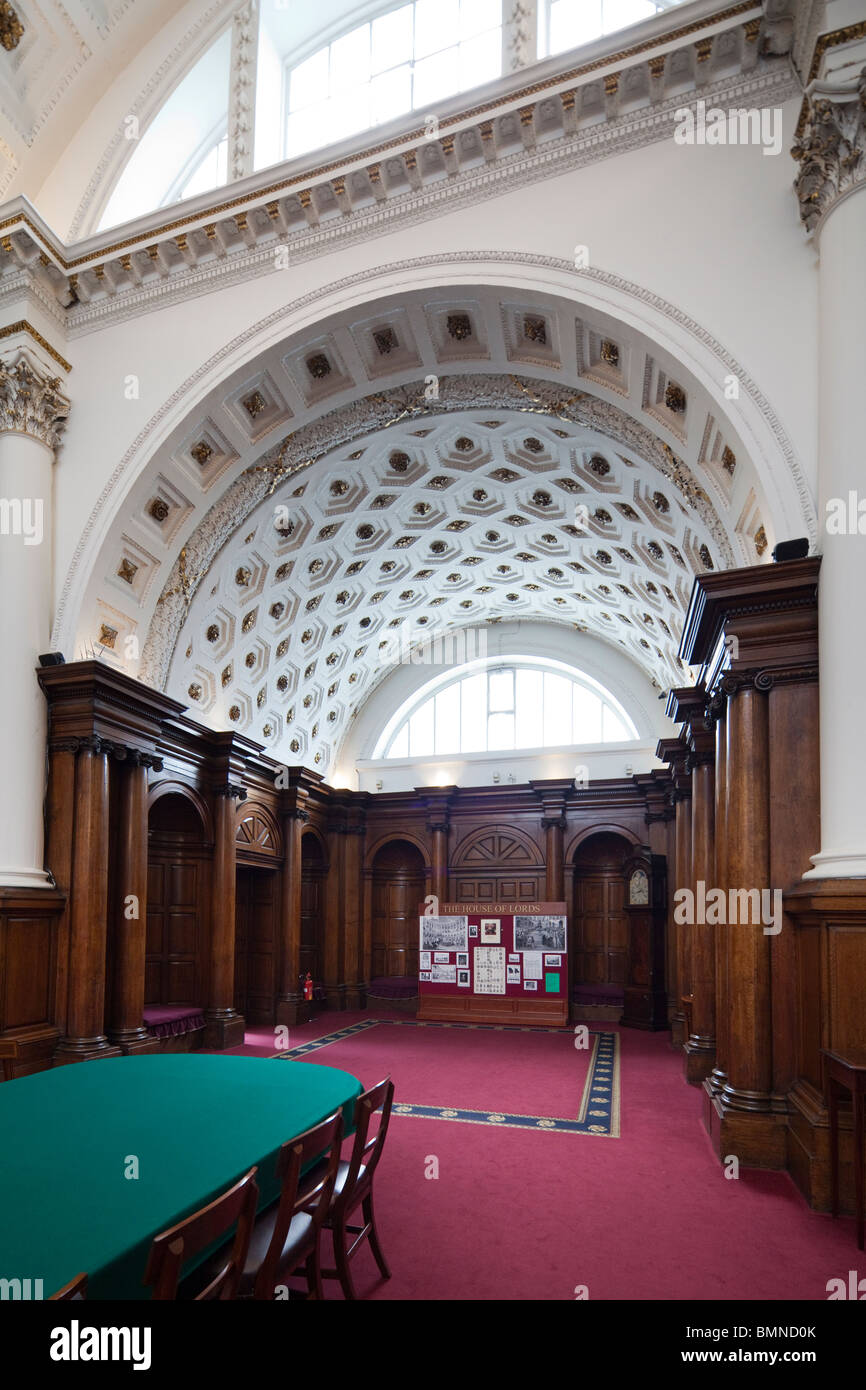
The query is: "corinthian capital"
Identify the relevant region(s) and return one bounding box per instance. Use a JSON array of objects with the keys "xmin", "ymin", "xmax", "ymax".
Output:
[
  {"xmin": 792, "ymin": 65, "xmax": 866, "ymax": 235},
  {"xmin": 0, "ymin": 349, "xmax": 70, "ymax": 450}
]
